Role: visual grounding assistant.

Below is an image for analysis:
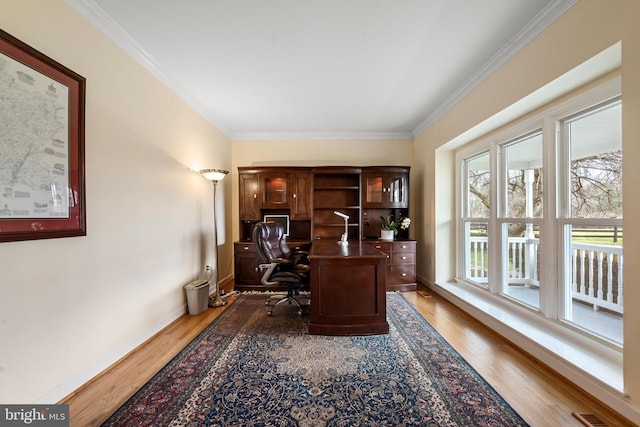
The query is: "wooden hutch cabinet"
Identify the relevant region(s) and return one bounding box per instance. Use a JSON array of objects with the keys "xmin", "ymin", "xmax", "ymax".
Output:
[
  {"xmin": 234, "ymin": 166, "xmax": 415, "ymax": 292},
  {"xmin": 238, "ymin": 168, "xmax": 292, "ymax": 220},
  {"xmin": 361, "ymin": 166, "xmax": 409, "ymax": 209},
  {"xmin": 238, "ymin": 167, "xmax": 312, "ymax": 242}
]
